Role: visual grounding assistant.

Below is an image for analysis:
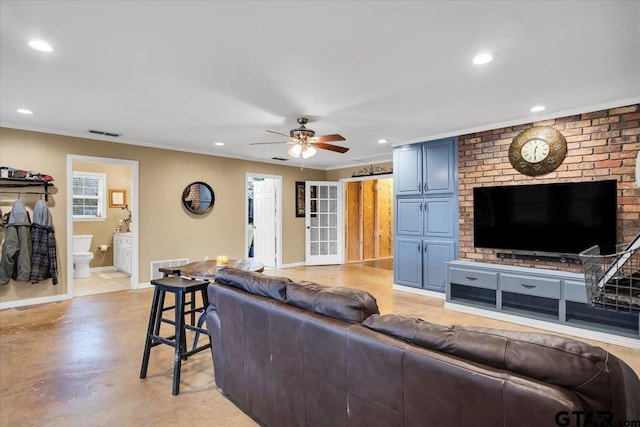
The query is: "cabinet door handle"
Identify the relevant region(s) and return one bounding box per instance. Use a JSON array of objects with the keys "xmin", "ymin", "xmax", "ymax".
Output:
[
  {"xmin": 418, "ymin": 182, "xmax": 422, "ymax": 192},
  {"xmin": 465, "ymin": 276, "xmax": 478, "ymax": 281},
  {"xmin": 521, "ymin": 284, "xmax": 536, "ymax": 289},
  {"xmin": 417, "ymin": 243, "xmax": 421, "ymax": 252}
]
